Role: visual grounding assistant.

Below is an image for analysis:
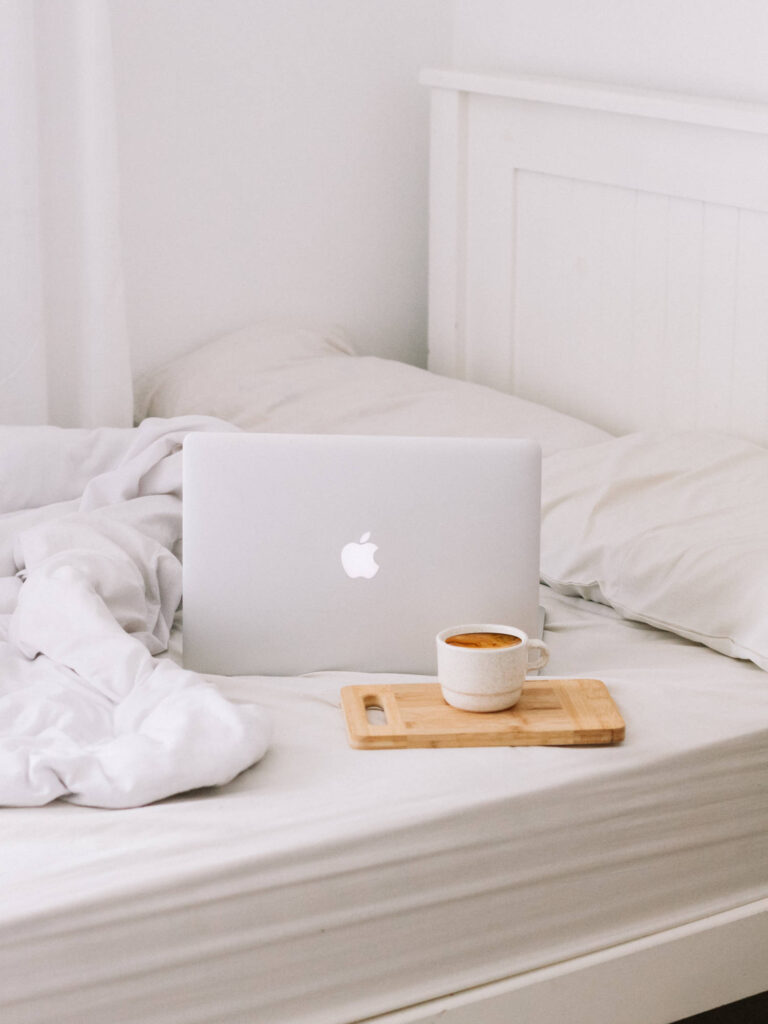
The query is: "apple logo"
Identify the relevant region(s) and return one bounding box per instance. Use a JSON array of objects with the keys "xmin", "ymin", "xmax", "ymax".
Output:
[{"xmin": 341, "ymin": 532, "xmax": 380, "ymax": 579}]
